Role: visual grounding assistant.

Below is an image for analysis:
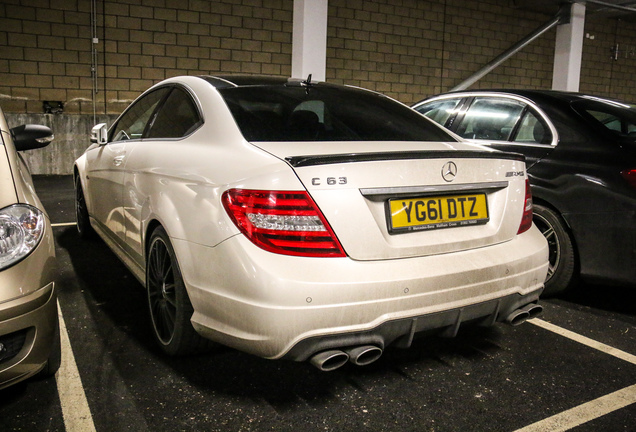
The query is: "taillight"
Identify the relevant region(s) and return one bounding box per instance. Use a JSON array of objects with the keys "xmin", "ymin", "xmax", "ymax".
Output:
[
  {"xmin": 621, "ymin": 169, "xmax": 636, "ymax": 189},
  {"xmin": 221, "ymin": 189, "xmax": 346, "ymax": 257},
  {"xmin": 517, "ymin": 179, "xmax": 533, "ymax": 234}
]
